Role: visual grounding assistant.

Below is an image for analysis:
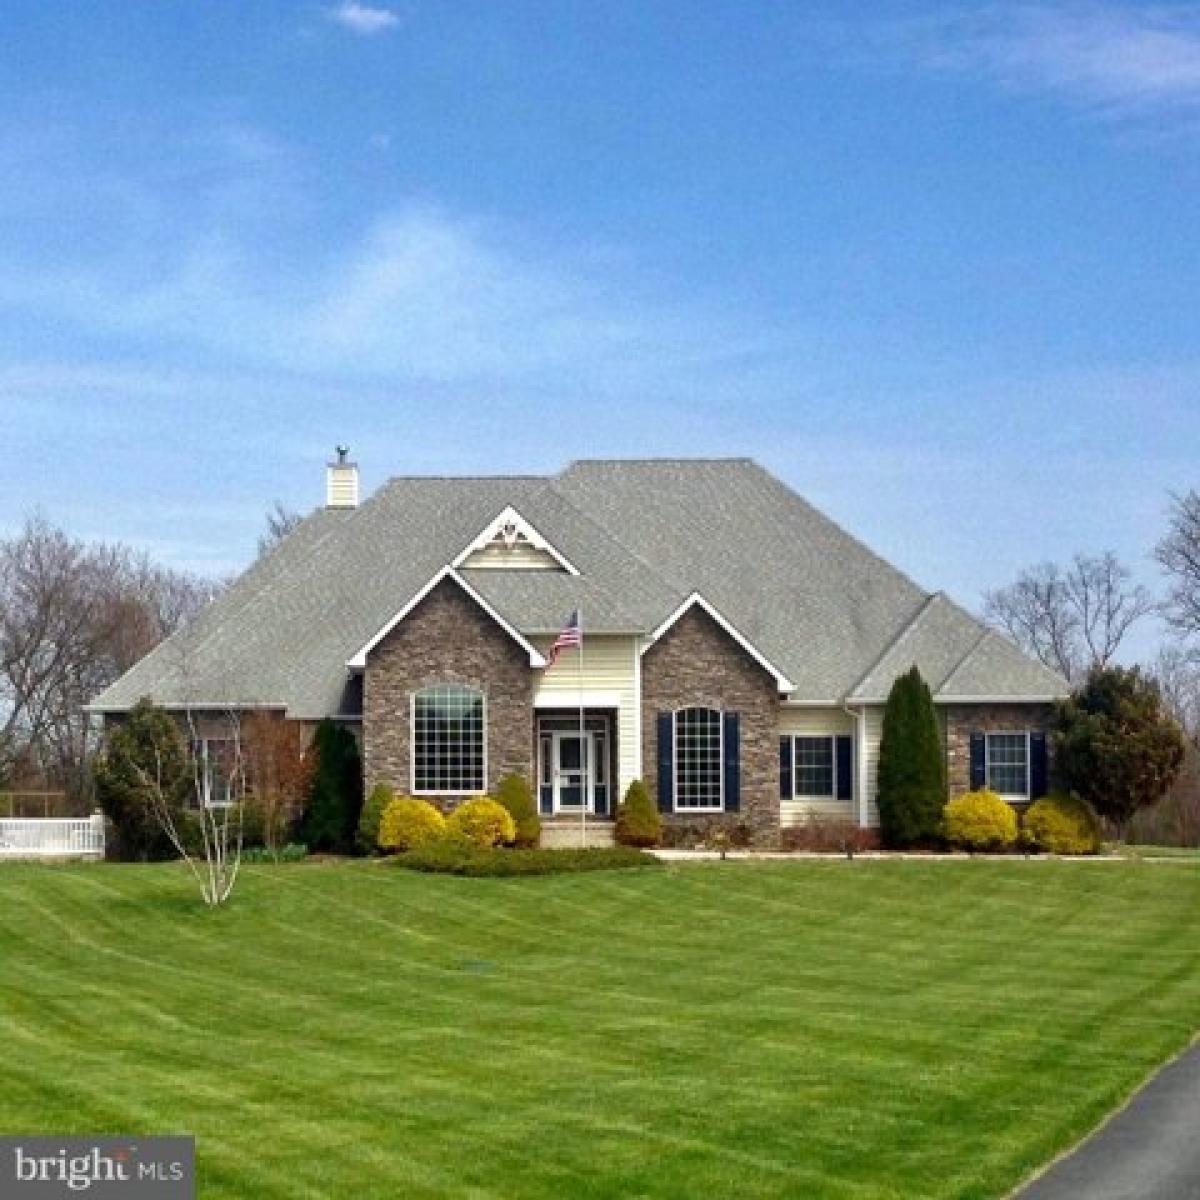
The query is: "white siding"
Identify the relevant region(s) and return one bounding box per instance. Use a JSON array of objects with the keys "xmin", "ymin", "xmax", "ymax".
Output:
[
  {"xmin": 863, "ymin": 705, "xmax": 883, "ymax": 827},
  {"xmin": 778, "ymin": 707, "xmax": 856, "ymax": 827},
  {"xmin": 531, "ymin": 635, "xmax": 639, "ymax": 798}
]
